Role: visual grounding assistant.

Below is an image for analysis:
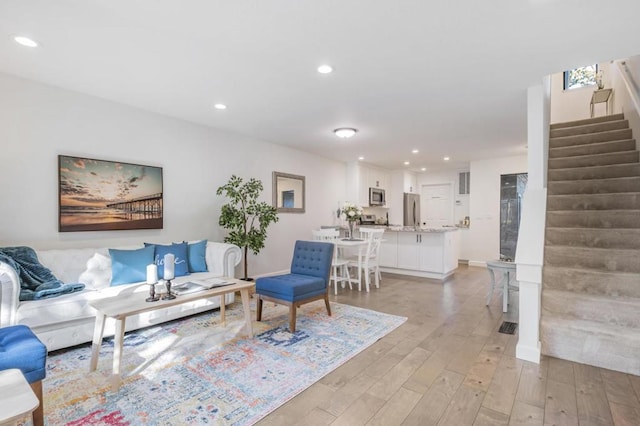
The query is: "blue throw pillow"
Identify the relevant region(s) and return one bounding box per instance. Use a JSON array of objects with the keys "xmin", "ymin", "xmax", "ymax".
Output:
[
  {"xmin": 187, "ymin": 240, "xmax": 208, "ymax": 273},
  {"xmin": 145, "ymin": 242, "xmax": 189, "ymax": 279},
  {"xmin": 109, "ymin": 246, "xmax": 155, "ymax": 286}
]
